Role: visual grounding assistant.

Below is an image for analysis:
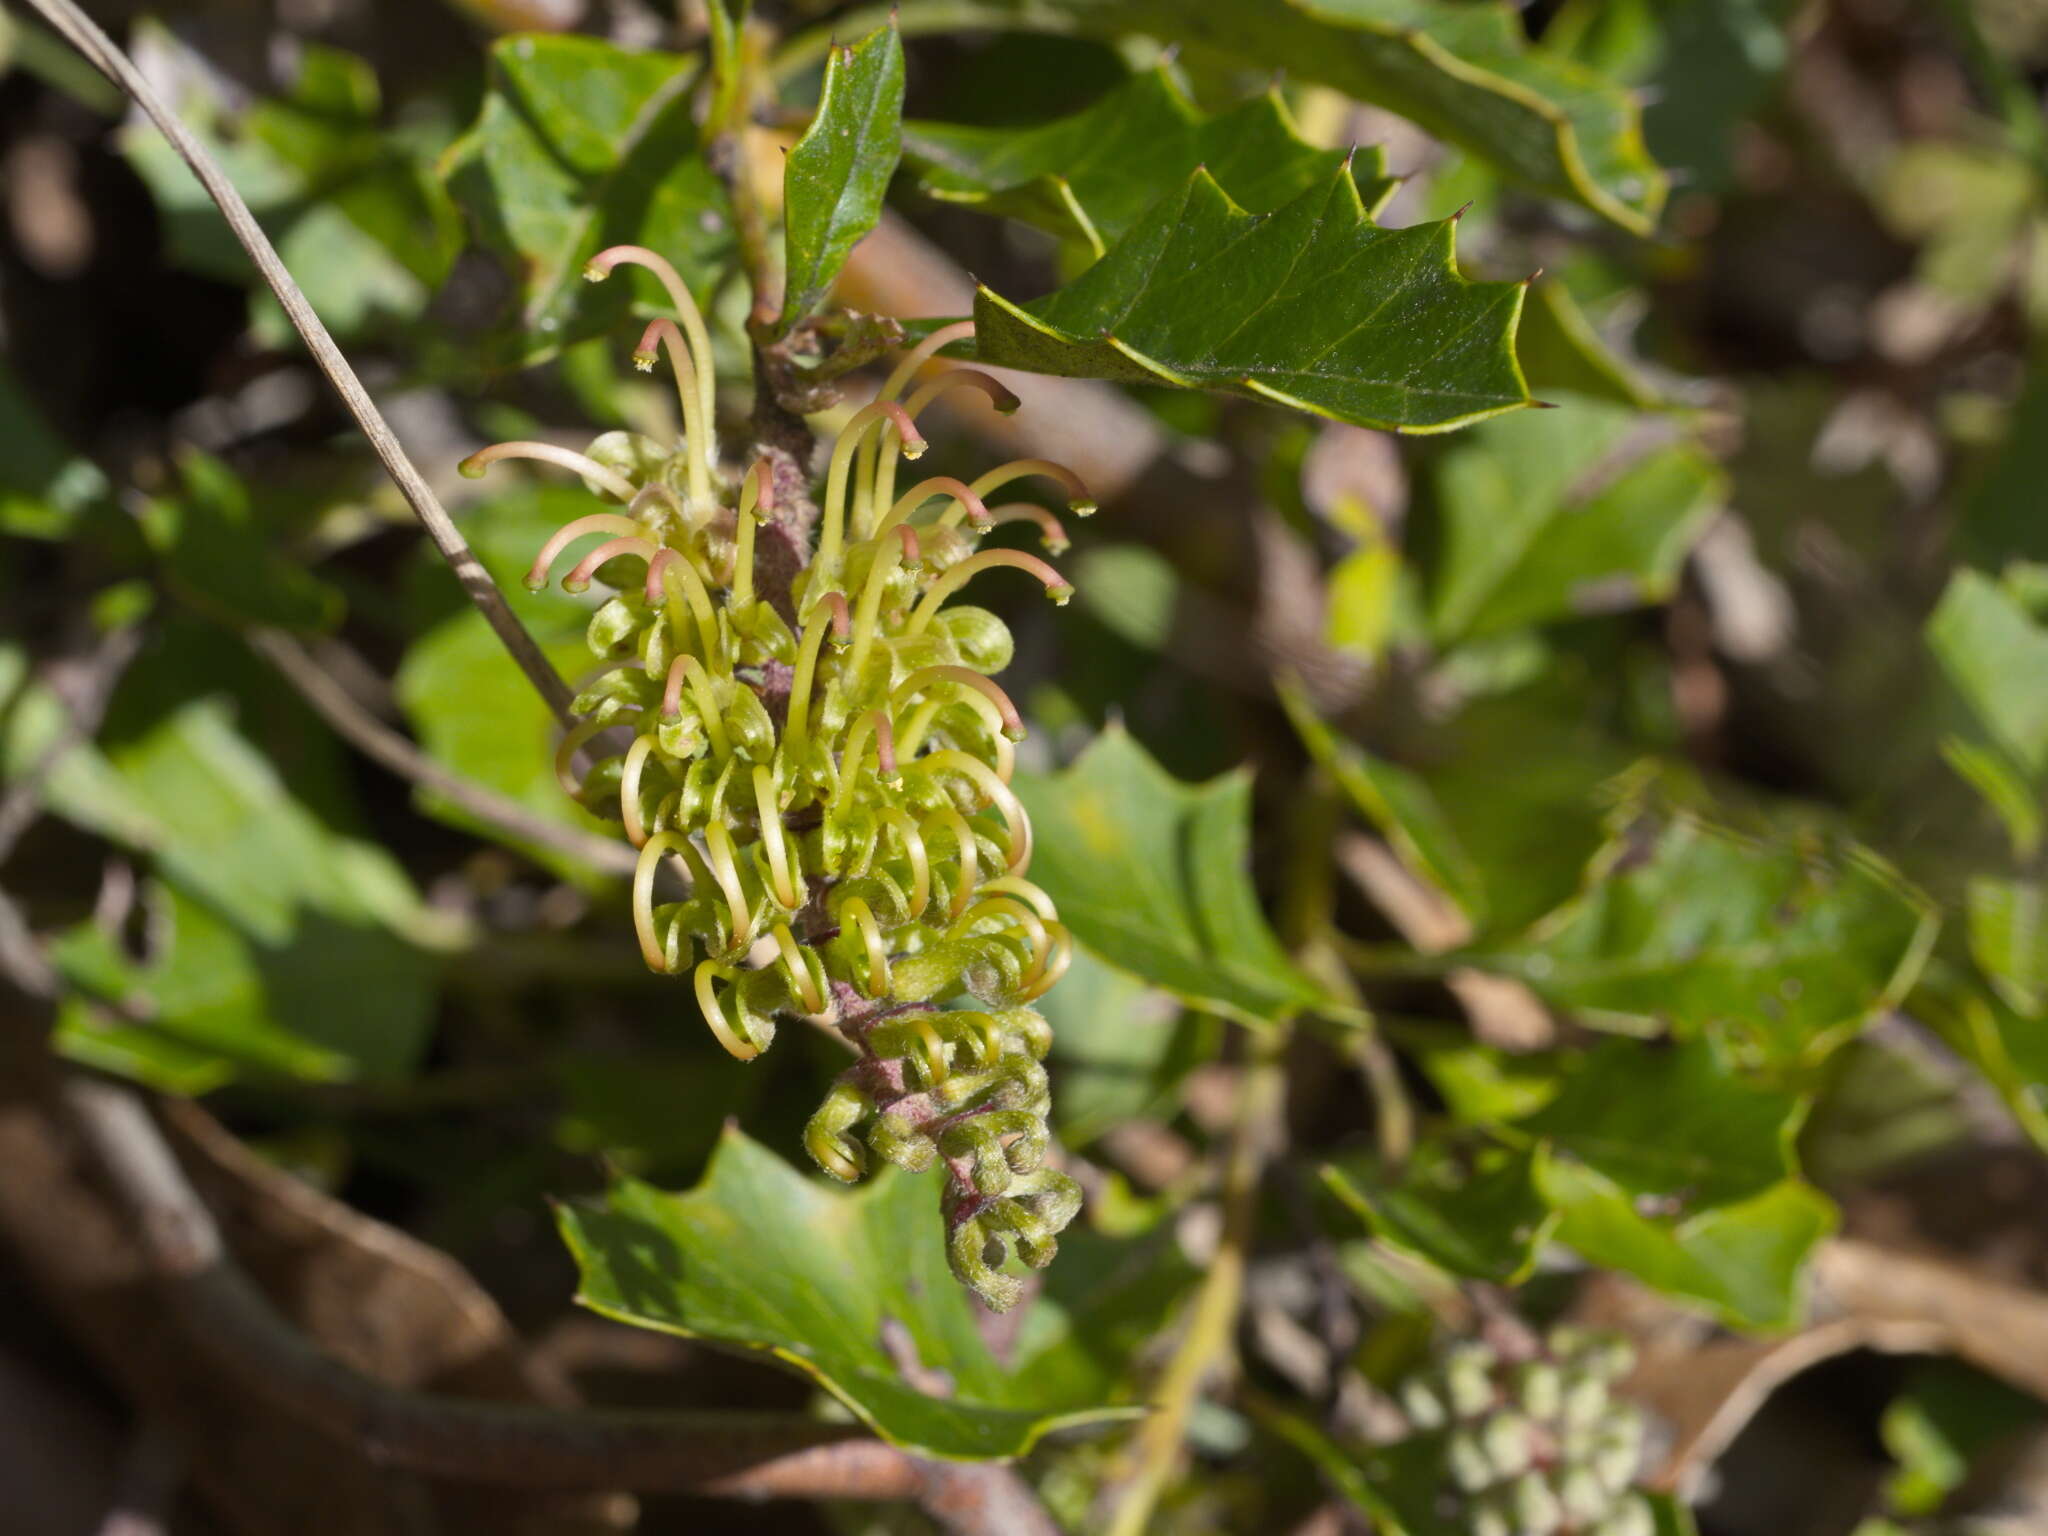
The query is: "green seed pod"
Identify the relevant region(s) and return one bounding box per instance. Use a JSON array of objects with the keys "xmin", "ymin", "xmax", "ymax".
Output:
[
  {"xmin": 1399, "ymin": 1379, "xmax": 1449, "ymax": 1431},
  {"xmin": 1481, "ymin": 1409, "xmax": 1535, "ymax": 1479},
  {"xmin": 1558, "ymin": 1466, "xmax": 1609, "ymax": 1525},
  {"xmin": 1517, "ymin": 1359, "xmax": 1565, "ymax": 1422},
  {"xmin": 1446, "ymin": 1428, "xmax": 1493, "ymax": 1494},
  {"xmin": 1508, "ymin": 1469, "xmax": 1564, "ymax": 1534},
  {"xmin": 1592, "ymin": 1494, "xmax": 1655, "ymax": 1536},
  {"xmin": 1443, "ymin": 1344, "xmax": 1498, "ymax": 1419}
]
